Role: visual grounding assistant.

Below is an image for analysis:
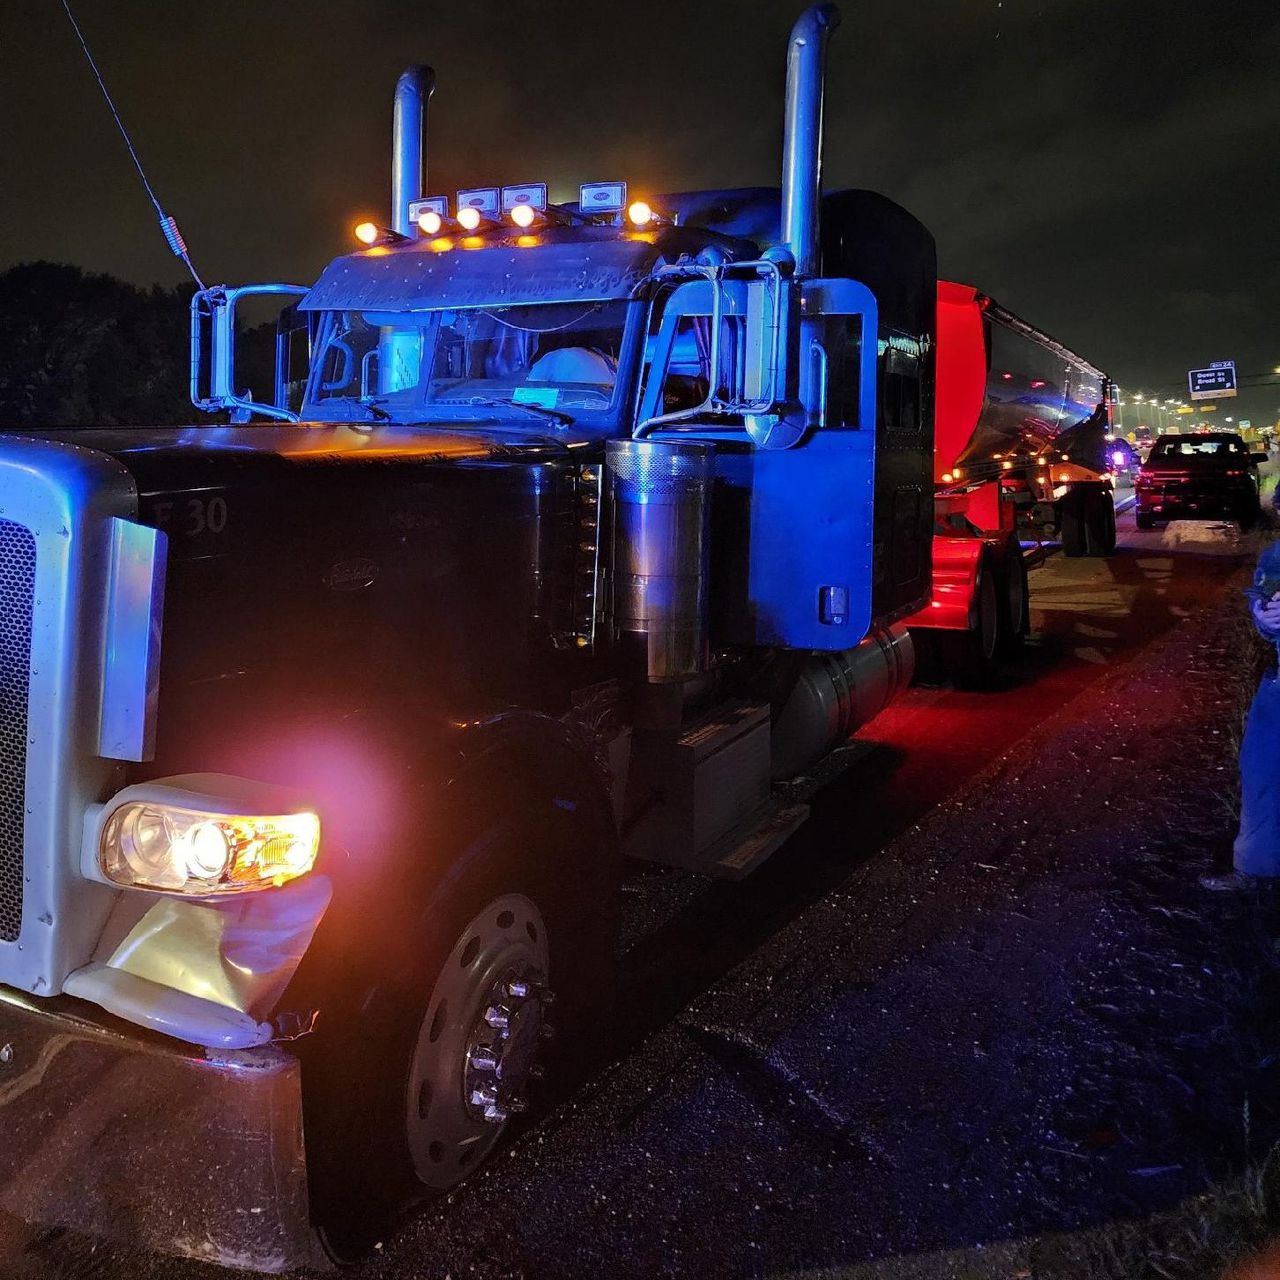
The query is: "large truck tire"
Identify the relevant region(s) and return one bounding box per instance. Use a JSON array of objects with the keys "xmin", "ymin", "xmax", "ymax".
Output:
[
  {"xmin": 1084, "ymin": 490, "xmax": 1117, "ymax": 556},
  {"xmin": 303, "ymin": 774, "xmax": 616, "ymax": 1260},
  {"xmin": 939, "ymin": 553, "xmax": 1001, "ymax": 689},
  {"xmin": 996, "ymin": 540, "xmax": 1029, "ymax": 659},
  {"xmin": 1060, "ymin": 491, "xmax": 1087, "ymax": 557}
]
